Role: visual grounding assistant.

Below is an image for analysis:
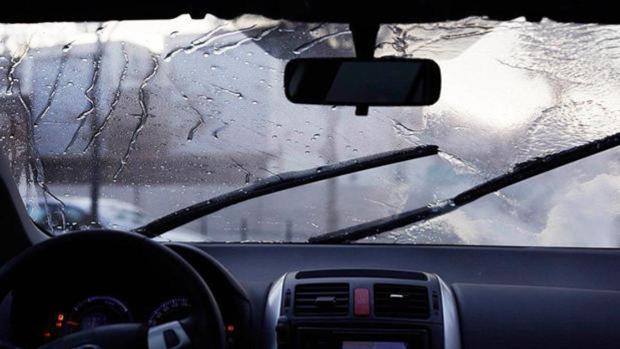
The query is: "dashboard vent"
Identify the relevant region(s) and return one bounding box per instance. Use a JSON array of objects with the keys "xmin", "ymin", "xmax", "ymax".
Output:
[
  {"xmin": 374, "ymin": 284, "xmax": 430, "ymax": 318},
  {"xmin": 294, "ymin": 283, "xmax": 350, "ymax": 316}
]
